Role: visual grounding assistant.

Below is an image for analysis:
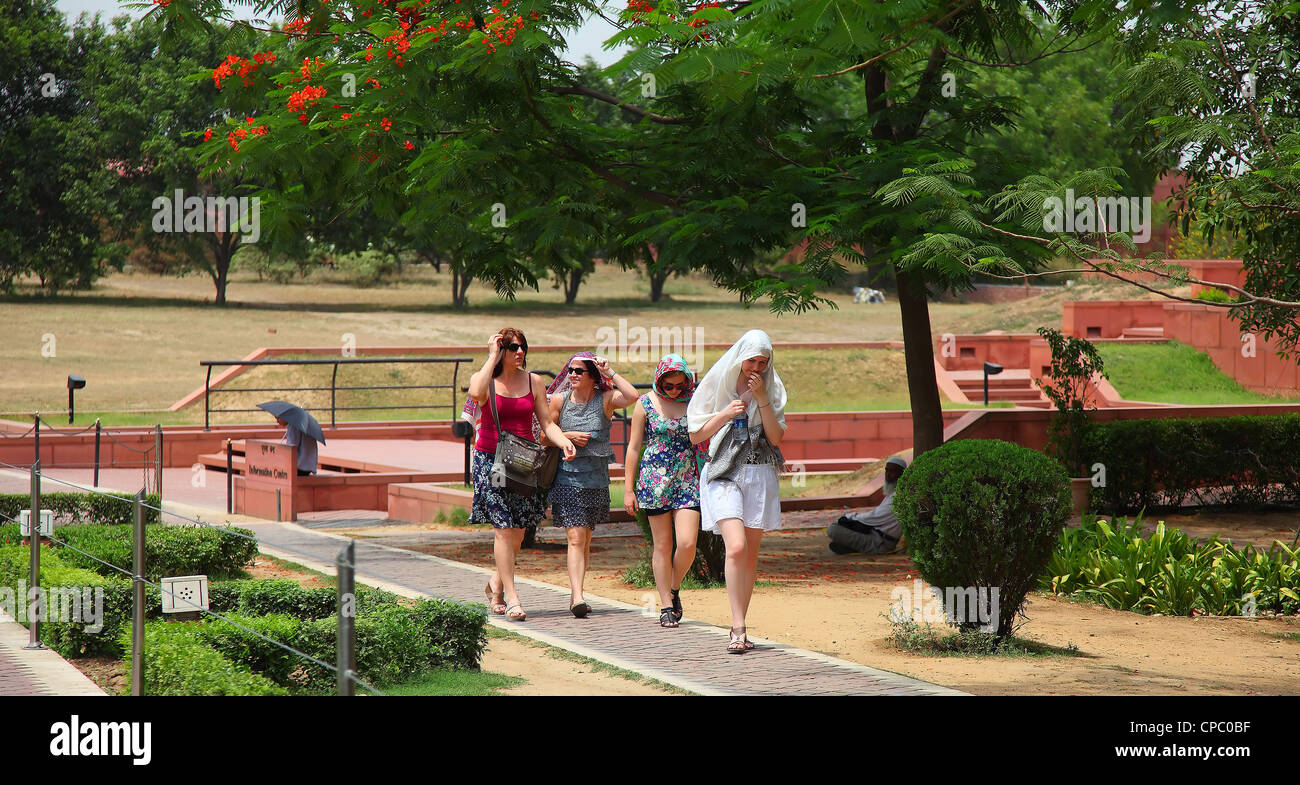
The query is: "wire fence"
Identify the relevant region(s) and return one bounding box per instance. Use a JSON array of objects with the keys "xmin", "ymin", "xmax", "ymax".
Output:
[
  {"xmin": 0, "ymin": 416, "xmax": 162, "ymax": 496},
  {"xmin": 1, "ymin": 458, "xmax": 379, "ymax": 696}
]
